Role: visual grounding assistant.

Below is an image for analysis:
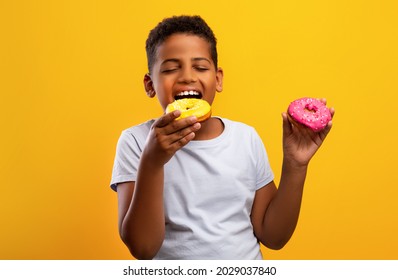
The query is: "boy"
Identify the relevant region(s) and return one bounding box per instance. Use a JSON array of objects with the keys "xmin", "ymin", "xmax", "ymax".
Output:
[{"xmin": 110, "ymin": 15, "xmax": 333, "ymax": 259}]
